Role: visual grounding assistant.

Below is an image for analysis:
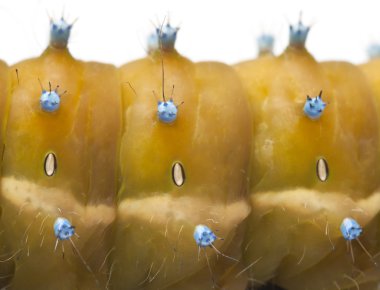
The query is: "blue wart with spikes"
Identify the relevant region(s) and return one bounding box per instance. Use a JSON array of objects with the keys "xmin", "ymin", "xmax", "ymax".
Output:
[
  {"xmin": 289, "ymin": 19, "xmax": 310, "ymax": 47},
  {"xmin": 39, "ymin": 81, "xmax": 65, "ymax": 112},
  {"xmin": 40, "ymin": 89, "xmax": 61, "ymax": 112},
  {"xmin": 158, "ymin": 99, "xmax": 178, "ymax": 123},
  {"xmin": 340, "ymin": 217, "xmax": 362, "ymax": 241},
  {"xmin": 50, "ymin": 18, "xmax": 73, "ymax": 49},
  {"xmin": 194, "ymin": 224, "xmax": 217, "ymax": 247},
  {"xmin": 257, "ymin": 34, "xmax": 274, "ymax": 56},
  {"xmin": 303, "ymin": 90, "xmax": 327, "ymax": 120},
  {"xmin": 54, "ymin": 217, "xmax": 75, "ymax": 241},
  {"xmin": 147, "ymin": 23, "xmax": 179, "ymax": 52}
]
